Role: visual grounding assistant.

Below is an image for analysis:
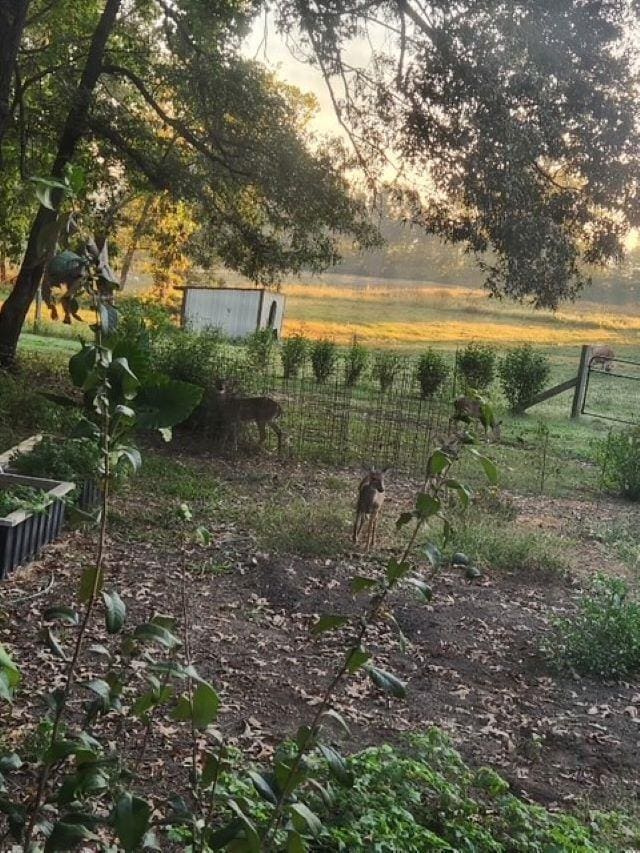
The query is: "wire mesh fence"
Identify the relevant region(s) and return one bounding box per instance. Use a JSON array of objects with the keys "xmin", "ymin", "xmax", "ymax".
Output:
[{"xmin": 209, "ymin": 352, "xmax": 461, "ymax": 479}]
